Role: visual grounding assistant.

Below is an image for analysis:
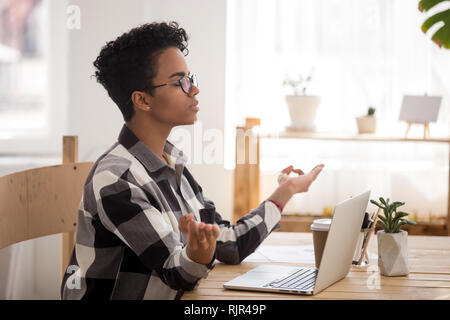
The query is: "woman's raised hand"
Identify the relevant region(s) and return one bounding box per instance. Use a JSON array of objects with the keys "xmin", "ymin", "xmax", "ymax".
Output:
[{"xmin": 278, "ymin": 164, "xmax": 325, "ymax": 194}]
